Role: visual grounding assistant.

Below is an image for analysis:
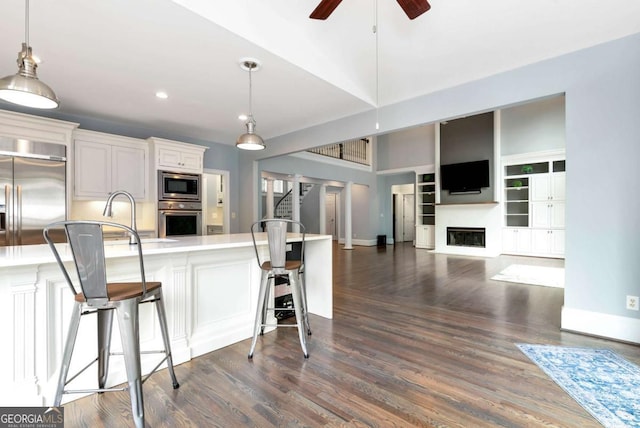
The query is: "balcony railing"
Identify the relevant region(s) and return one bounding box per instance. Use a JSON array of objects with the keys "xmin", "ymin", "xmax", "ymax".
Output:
[{"xmin": 307, "ymin": 138, "xmax": 370, "ymax": 166}]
